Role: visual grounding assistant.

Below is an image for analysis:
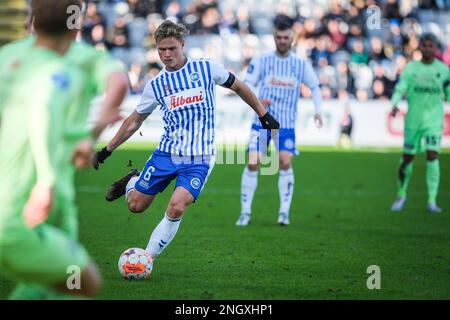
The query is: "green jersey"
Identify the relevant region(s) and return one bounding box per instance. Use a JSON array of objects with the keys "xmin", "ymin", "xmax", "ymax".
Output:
[
  {"xmin": 391, "ymin": 59, "xmax": 450, "ymax": 130},
  {"xmin": 0, "ymin": 36, "xmax": 125, "ymax": 237},
  {"xmin": 64, "ymin": 40, "xmax": 124, "ymax": 141},
  {"xmin": 0, "ymin": 45, "xmax": 83, "ymax": 234},
  {"xmin": 56, "ymin": 41, "xmax": 124, "ymax": 215}
]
